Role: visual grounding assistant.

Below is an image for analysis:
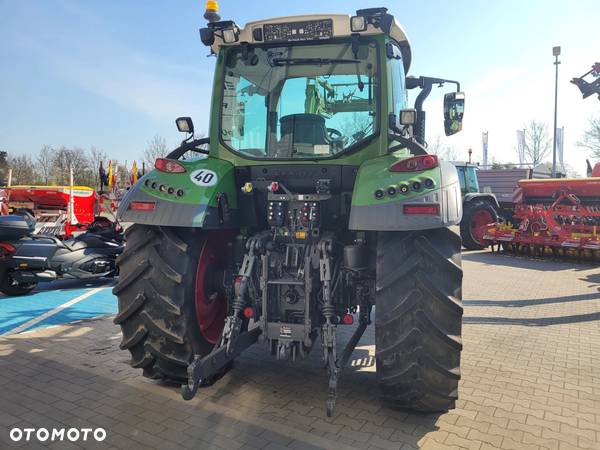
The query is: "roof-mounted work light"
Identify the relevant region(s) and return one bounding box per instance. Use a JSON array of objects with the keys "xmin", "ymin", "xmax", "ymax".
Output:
[
  {"xmin": 352, "ymin": 7, "xmax": 393, "ymax": 34},
  {"xmin": 350, "ymin": 15, "xmax": 367, "ymax": 32},
  {"xmin": 200, "ymin": 20, "xmax": 240, "ymax": 47},
  {"xmin": 222, "ymin": 27, "xmax": 239, "ymax": 44}
]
